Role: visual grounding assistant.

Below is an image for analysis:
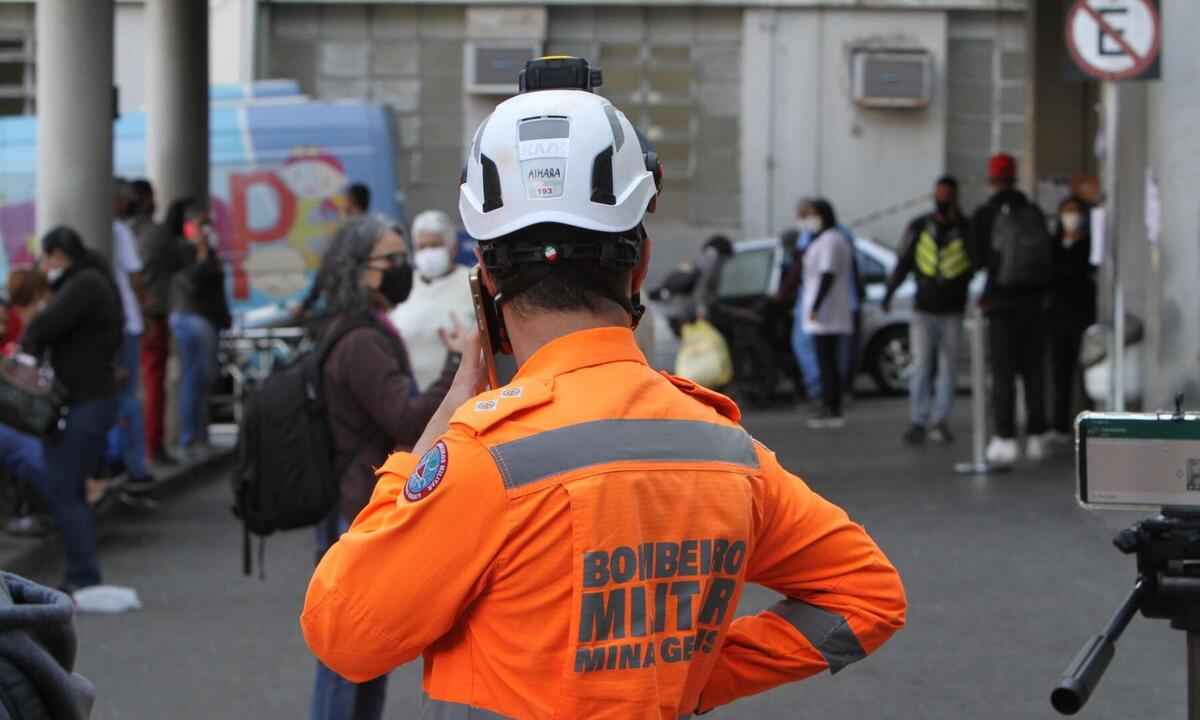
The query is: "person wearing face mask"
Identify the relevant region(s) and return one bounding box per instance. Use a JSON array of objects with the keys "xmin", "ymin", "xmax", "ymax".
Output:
[
  {"xmin": 777, "ymin": 199, "xmax": 863, "ymax": 405},
  {"xmin": 21, "ymin": 227, "xmax": 124, "ymax": 595},
  {"xmin": 387, "ymin": 210, "xmax": 475, "ymax": 390},
  {"xmin": 310, "ymin": 216, "xmax": 467, "ymax": 720},
  {"xmin": 1049, "ymin": 196, "xmax": 1096, "ymax": 441},
  {"xmin": 168, "ymin": 202, "xmax": 232, "ymax": 459},
  {"xmin": 883, "ymin": 175, "xmax": 975, "ymax": 446}
]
